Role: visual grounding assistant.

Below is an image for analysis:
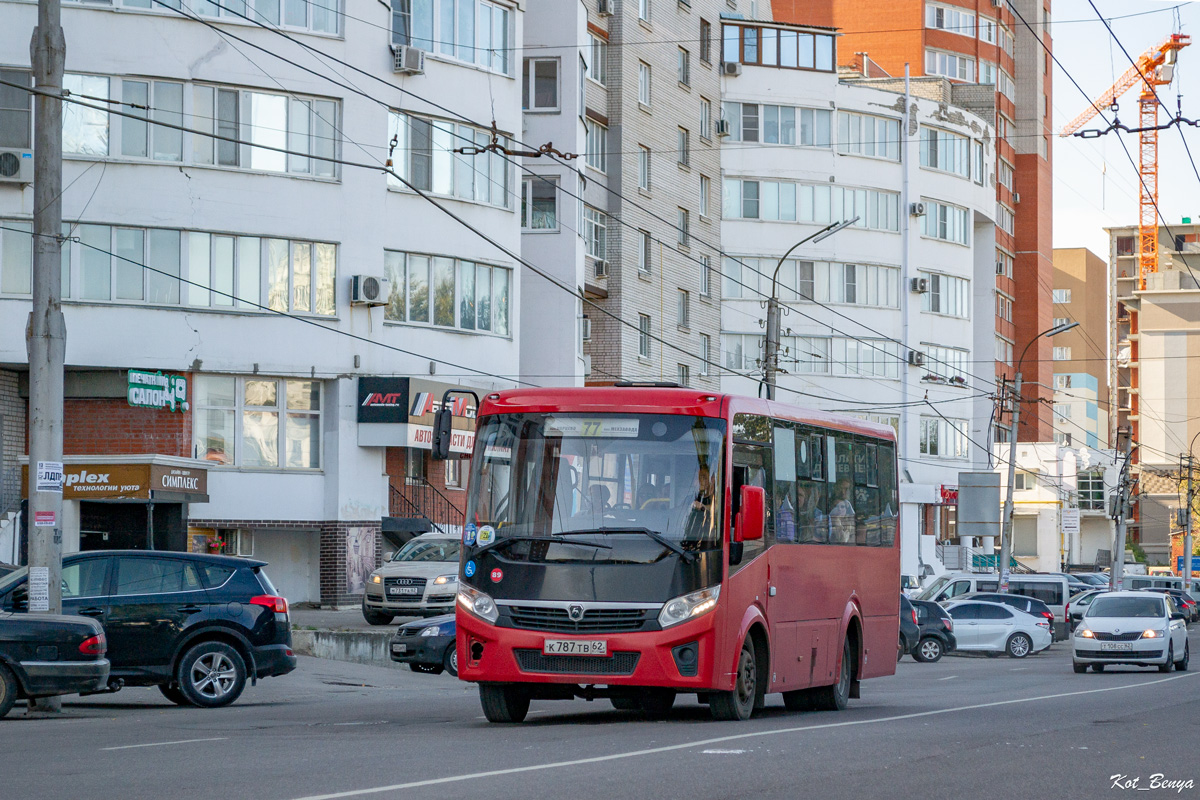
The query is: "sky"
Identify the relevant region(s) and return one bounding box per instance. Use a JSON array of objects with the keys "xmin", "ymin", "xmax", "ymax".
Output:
[{"xmin": 1052, "ymin": 0, "xmax": 1200, "ymax": 257}]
